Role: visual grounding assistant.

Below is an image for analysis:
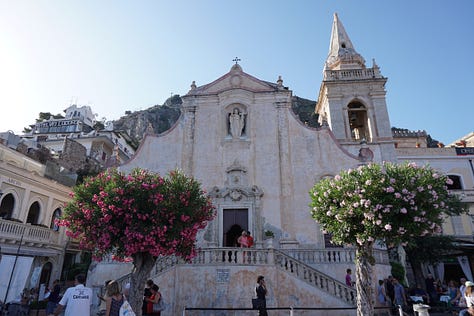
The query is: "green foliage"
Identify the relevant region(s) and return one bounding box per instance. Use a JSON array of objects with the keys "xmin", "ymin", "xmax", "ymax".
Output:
[
  {"xmin": 404, "ymin": 235, "xmax": 456, "ymax": 265},
  {"xmin": 309, "ymin": 162, "xmax": 466, "ymax": 249},
  {"xmin": 36, "ymin": 112, "xmax": 64, "ymax": 122},
  {"xmin": 30, "ymin": 300, "xmax": 48, "ymax": 309},
  {"xmin": 61, "ymin": 168, "xmax": 215, "ymax": 262},
  {"xmin": 291, "ymin": 96, "xmax": 320, "ymax": 128},
  {"xmin": 390, "ymin": 261, "xmax": 406, "ymax": 285},
  {"xmin": 264, "ymin": 230, "xmax": 275, "ymax": 238},
  {"xmin": 93, "ymin": 121, "xmax": 105, "ymax": 131},
  {"xmin": 65, "ymin": 262, "xmax": 90, "ymax": 280}
]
